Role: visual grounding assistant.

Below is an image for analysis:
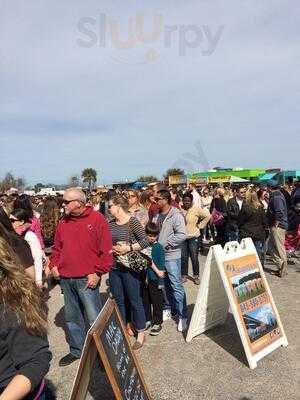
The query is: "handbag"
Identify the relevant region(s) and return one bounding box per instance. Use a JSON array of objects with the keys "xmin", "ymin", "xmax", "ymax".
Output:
[
  {"xmin": 116, "ymin": 218, "xmax": 152, "ymax": 273},
  {"xmin": 211, "ymin": 208, "xmax": 225, "ymax": 226}
]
